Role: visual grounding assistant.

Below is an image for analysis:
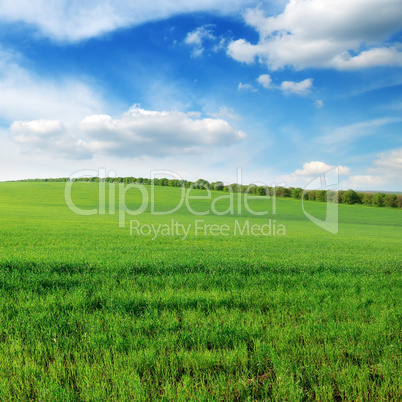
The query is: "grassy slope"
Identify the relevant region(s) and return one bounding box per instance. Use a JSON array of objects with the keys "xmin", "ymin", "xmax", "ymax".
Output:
[{"xmin": 0, "ymin": 182, "xmax": 401, "ymax": 401}]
